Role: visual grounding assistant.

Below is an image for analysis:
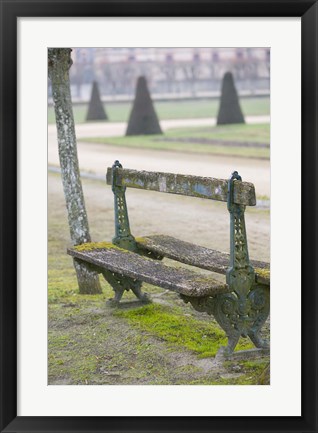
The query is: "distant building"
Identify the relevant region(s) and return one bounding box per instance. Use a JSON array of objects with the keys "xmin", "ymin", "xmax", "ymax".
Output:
[{"xmin": 66, "ymin": 47, "xmax": 270, "ymax": 101}]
